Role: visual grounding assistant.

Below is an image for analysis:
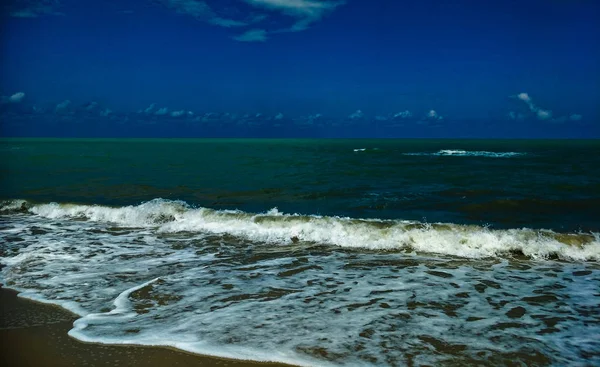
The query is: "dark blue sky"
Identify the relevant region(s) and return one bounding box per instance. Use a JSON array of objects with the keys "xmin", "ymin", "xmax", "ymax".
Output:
[{"xmin": 1, "ymin": 0, "xmax": 599, "ymax": 137}]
